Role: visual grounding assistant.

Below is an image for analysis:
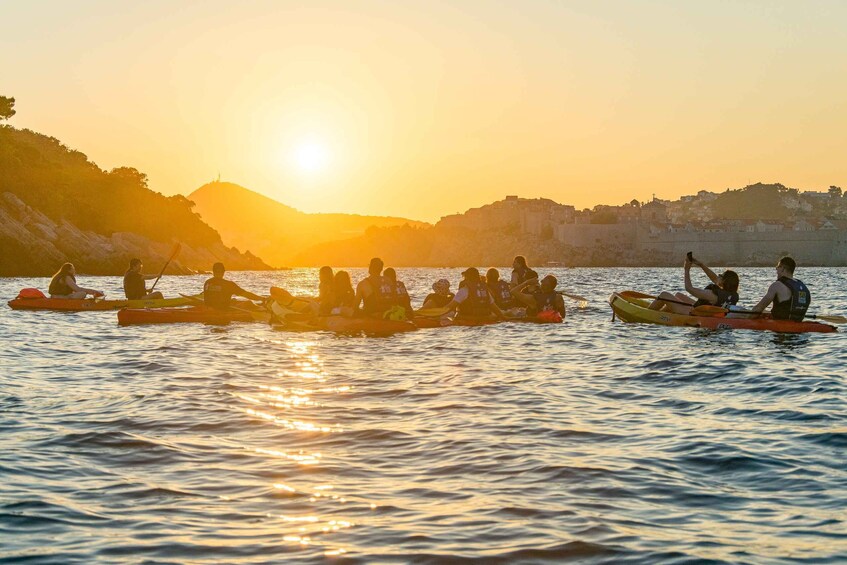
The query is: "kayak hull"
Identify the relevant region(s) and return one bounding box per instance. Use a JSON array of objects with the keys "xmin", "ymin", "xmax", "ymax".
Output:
[
  {"xmin": 278, "ymin": 316, "xmax": 417, "ymax": 335},
  {"xmin": 414, "ymin": 315, "xmax": 564, "ymax": 328},
  {"xmin": 8, "ymin": 294, "xmax": 199, "ymax": 312},
  {"xmin": 117, "ymin": 305, "xmax": 259, "ymax": 326},
  {"xmin": 610, "ymin": 292, "xmax": 836, "ymax": 334}
]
